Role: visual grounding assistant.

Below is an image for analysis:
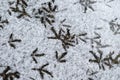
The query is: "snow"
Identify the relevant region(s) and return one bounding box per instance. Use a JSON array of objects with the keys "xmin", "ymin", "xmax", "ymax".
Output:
[{"xmin": 0, "ymin": 0, "xmax": 120, "ymax": 80}]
